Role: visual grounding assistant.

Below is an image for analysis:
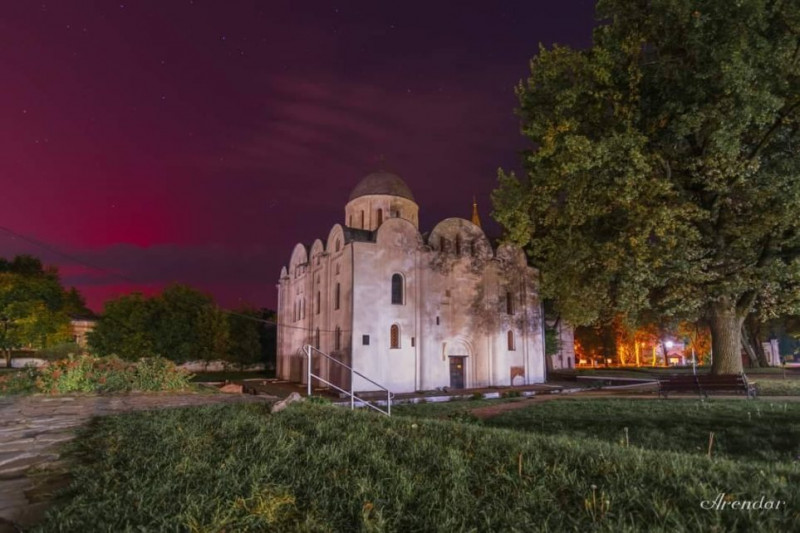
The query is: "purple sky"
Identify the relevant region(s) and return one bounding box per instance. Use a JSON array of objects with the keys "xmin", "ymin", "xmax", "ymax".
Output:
[{"xmin": 0, "ymin": 1, "xmax": 596, "ymax": 311}]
